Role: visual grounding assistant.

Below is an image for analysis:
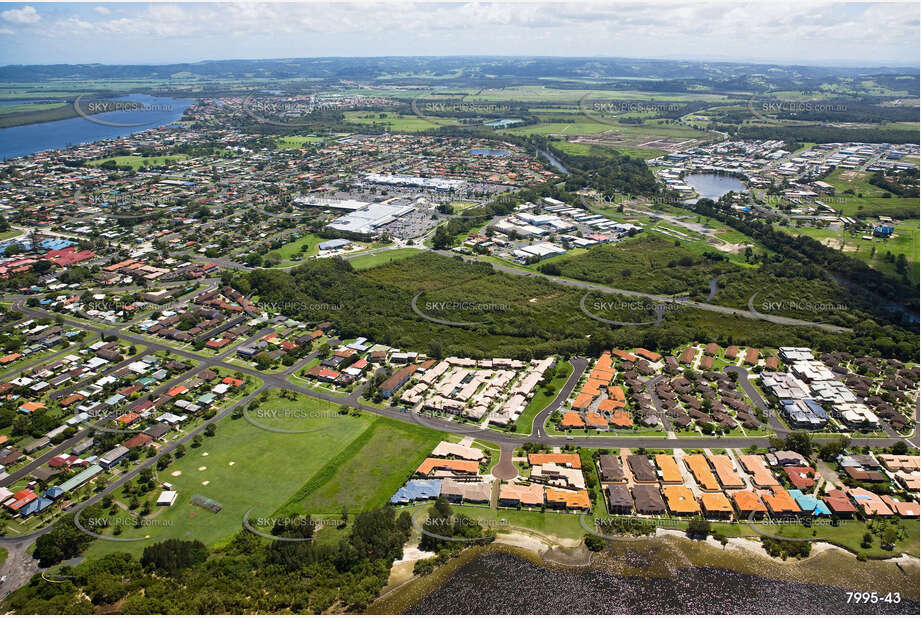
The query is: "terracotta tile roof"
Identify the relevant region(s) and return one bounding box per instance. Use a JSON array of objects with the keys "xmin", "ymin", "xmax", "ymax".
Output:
[
  {"xmin": 415, "ymin": 458, "xmax": 479, "ymax": 476},
  {"xmin": 663, "ymin": 485, "xmax": 700, "ymax": 514},
  {"xmin": 561, "ymin": 411, "xmax": 585, "ymax": 428},
  {"xmin": 731, "ymin": 490, "xmax": 767, "ymax": 514},
  {"xmin": 545, "ymin": 487, "xmax": 592, "ymax": 510},
  {"xmin": 585, "ymin": 411, "xmax": 608, "ymax": 428},
  {"xmin": 739, "ymin": 455, "xmax": 780, "ymax": 487},
  {"xmin": 709, "ymin": 455, "xmax": 745, "ymax": 489},
  {"xmin": 499, "ymin": 482, "xmax": 544, "ymax": 506},
  {"xmin": 700, "ymin": 492, "xmax": 733, "ymax": 515},
  {"xmin": 528, "ymin": 453, "xmax": 581, "ymax": 468},
  {"xmin": 655, "ymin": 454, "xmax": 683, "ymax": 484},
  {"xmin": 758, "ymin": 488, "xmax": 801, "ymax": 515},
  {"xmin": 684, "ymin": 454, "xmax": 720, "ymax": 491}
]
